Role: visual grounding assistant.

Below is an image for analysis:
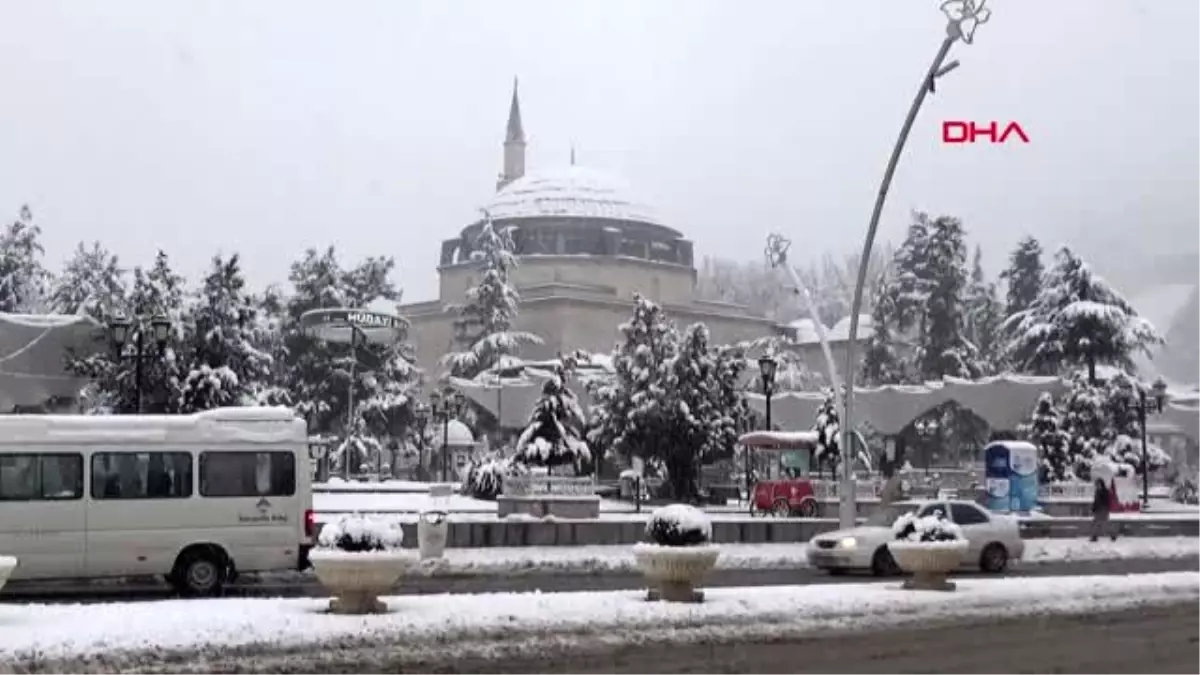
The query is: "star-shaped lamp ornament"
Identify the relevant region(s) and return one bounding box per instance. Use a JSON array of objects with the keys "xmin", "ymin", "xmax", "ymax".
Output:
[{"xmin": 941, "ymin": 0, "xmax": 991, "ymax": 45}]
